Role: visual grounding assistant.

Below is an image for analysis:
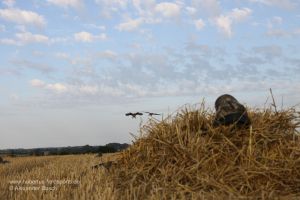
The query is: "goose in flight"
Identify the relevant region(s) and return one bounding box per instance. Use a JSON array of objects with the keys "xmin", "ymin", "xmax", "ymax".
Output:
[
  {"xmin": 144, "ymin": 112, "xmax": 161, "ymax": 116},
  {"xmin": 125, "ymin": 112, "xmax": 143, "ymax": 118}
]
